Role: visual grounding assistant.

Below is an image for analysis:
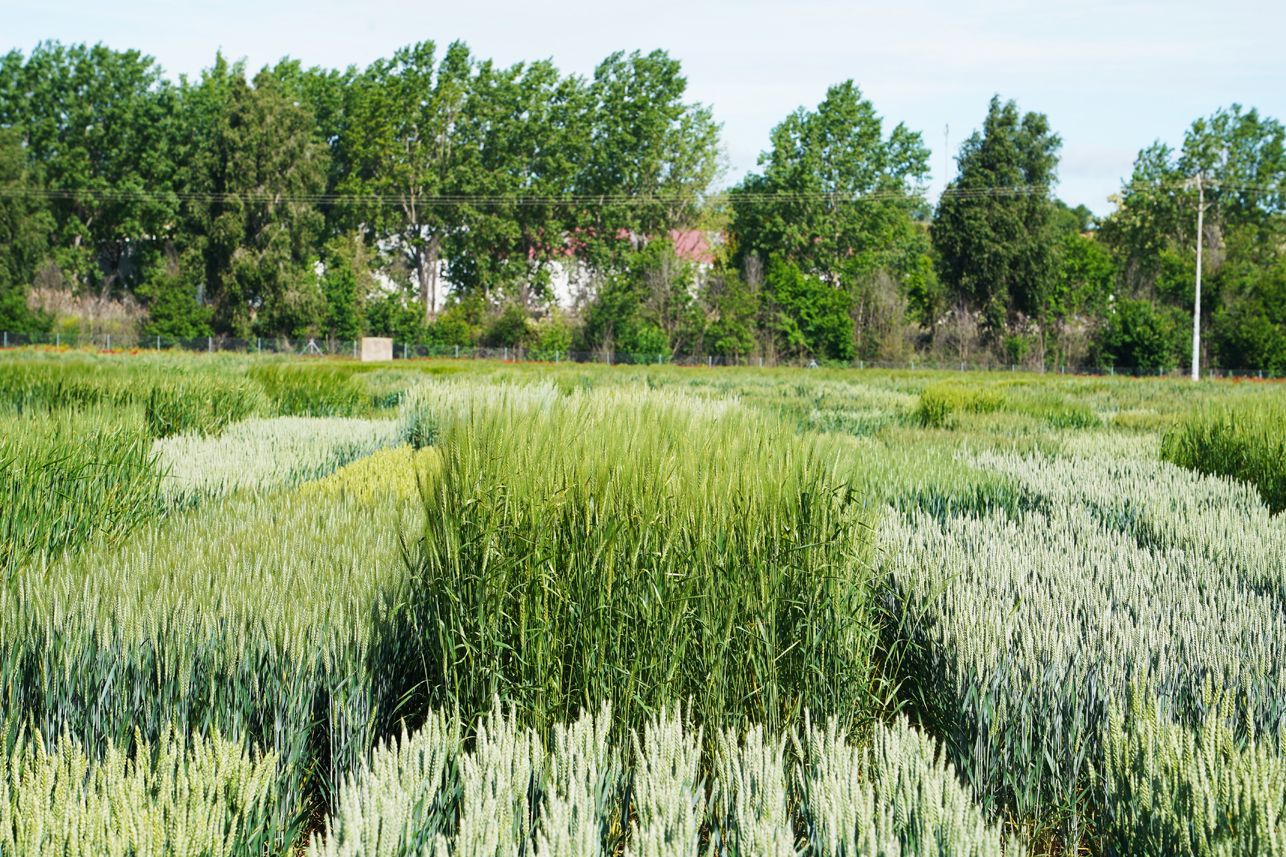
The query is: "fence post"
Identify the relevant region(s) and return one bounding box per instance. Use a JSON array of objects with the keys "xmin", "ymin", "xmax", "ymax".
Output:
[
  {"xmin": 106, "ymin": 334, "xmax": 111, "ymax": 351},
  {"xmin": 555, "ymin": 351, "xmax": 560, "ymax": 363},
  {"xmin": 2, "ymin": 331, "xmax": 6, "ymax": 348},
  {"xmin": 208, "ymin": 336, "xmax": 213, "ymax": 353}
]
